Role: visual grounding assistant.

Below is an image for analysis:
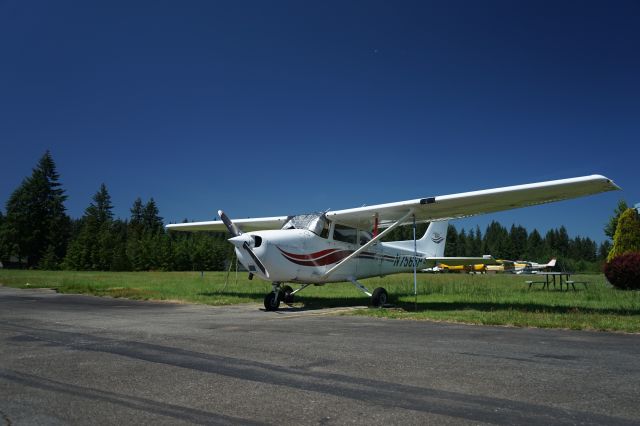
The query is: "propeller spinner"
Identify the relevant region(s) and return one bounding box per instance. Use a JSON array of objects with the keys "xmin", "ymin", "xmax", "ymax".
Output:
[{"xmin": 218, "ymin": 210, "xmax": 269, "ymax": 278}]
